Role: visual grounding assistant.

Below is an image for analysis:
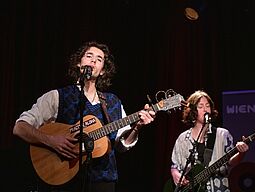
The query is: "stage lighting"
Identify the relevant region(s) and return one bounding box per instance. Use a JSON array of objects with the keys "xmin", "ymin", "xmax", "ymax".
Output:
[{"xmin": 184, "ymin": 0, "xmax": 208, "ymax": 20}]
